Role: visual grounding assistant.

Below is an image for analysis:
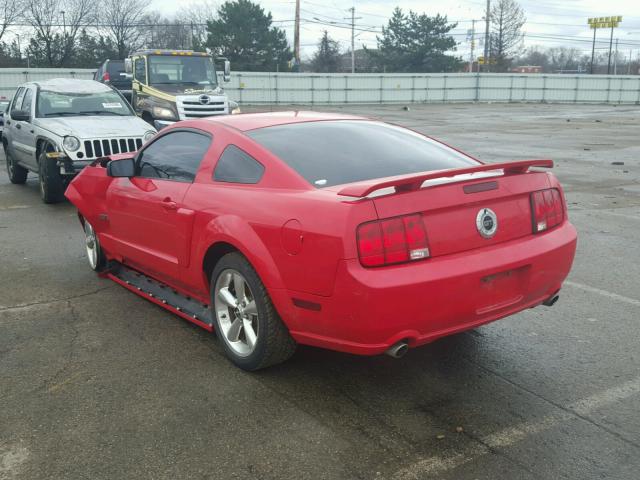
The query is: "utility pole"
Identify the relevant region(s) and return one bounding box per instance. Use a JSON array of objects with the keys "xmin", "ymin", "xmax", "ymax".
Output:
[
  {"xmin": 294, "ymin": 0, "xmax": 300, "ymax": 70},
  {"xmin": 60, "ymin": 10, "xmax": 66, "ymax": 36},
  {"xmin": 468, "ymin": 20, "xmax": 476, "ymax": 73},
  {"xmin": 628, "ymin": 50, "xmax": 633, "ymax": 75},
  {"xmin": 613, "ymin": 38, "xmax": 618, "ymax": 74},
  {"xmin": 483, "ymin": 0, "xmax": 490, "ymax": 72},
  {"xmin": 345, "ymin": 7, "xmax": 362, "ymax": 74}
]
